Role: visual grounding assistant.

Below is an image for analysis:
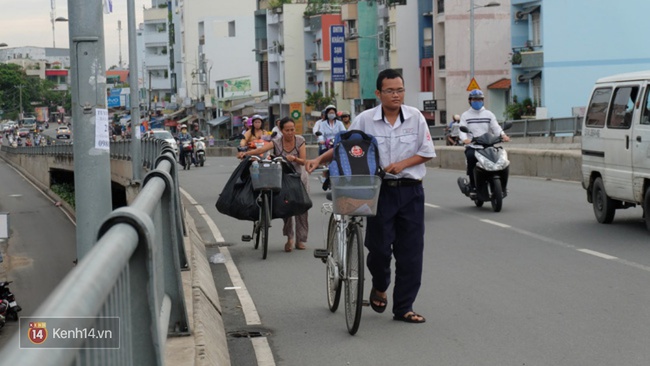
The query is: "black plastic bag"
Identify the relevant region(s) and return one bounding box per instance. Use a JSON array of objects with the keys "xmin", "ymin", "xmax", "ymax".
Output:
[
  {"xmin": 215, "ymin": 157, "xmax": 259, "ymax": 221},
  {"xmin": 271, "ymin": 162, "xmax": 312, "ymax": 219}
]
